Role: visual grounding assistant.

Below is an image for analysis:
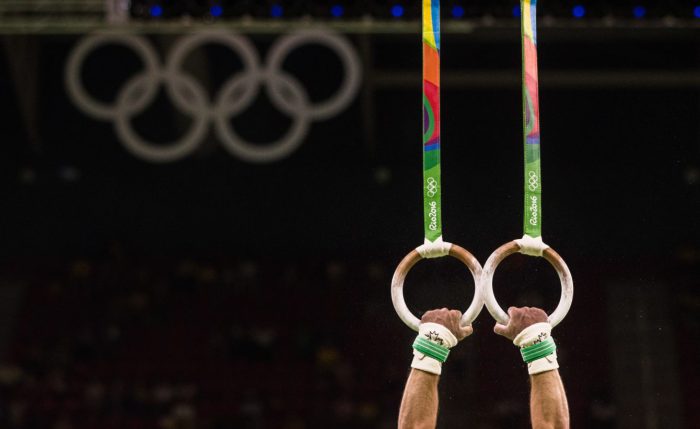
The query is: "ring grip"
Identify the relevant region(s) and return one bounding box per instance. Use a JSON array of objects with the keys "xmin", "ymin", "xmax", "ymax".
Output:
[
  {"xmin": 481, "ymin": 240, "xmax": 573, "ymax": 328},
  {"xmin": 391, "ymin": 244, "xmax": 483, "ymax": 332}
]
